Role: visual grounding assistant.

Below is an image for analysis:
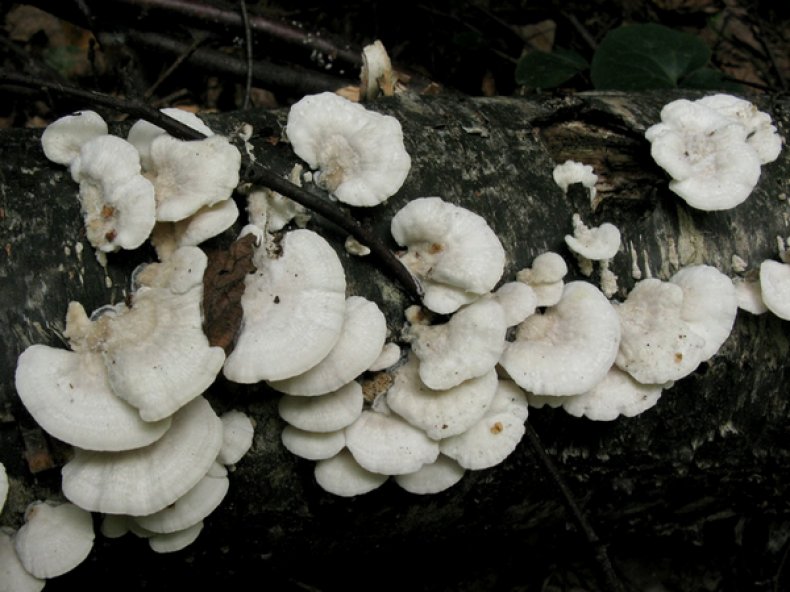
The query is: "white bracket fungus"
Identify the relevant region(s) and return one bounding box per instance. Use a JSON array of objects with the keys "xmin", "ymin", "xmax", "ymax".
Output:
[
  {"xmin": 500, "ymin": 281, "xmax": 621, "ymax": 396},
  {"xmin": 393, "ymin": 455, "xmax": 466, "ymax": 495},
  {"xmin": 286, "ymin": 91, "xmax": 411, "ymax": 207},
  {"xmin": 41, "ymin": 110, "xmax": 108, "ymax": 166},
  {"xmin": 360, "ymin": 40, "xmax": 396, "ymax": 100},
  {"xmin": 564, "ymin": 214, "xmax": 621, "ymax": 262},
  {"xmin": 151, "ymin": 198, "xmax": 239, "ymax": 260},
  {"xmin": 733, "ymin": 276, "xmax": 768, "ymax": 315},
  {"xmin": 516, "ymin": 251, "xmax": 568, "ymax": 307},
  {"xmin": 278, "ymin": 382, "xmax": 364, "ymax": 433},
  {"xmin": 314, "ymin": 449, "xmax": 388, "ymax": 497},
  {"xmin": 0, "ymin": 529, "xmax": 45, "ymax": 592},
  {"xmin": 62, "ymin": 397, "xmax": 223, "ymax": 516},
  {"xmin": 391, "ymin": 197, "xmax": 506, "ymax": 314},
  {"xmin": 281, "ymin": 426, "xmax": 346, "ymax": 460},
  {"xmin": 387, "ymin": 354, "xmax": 499, "ymax": 440},
  {"xmin": 147, "ymin": 522, "xmax": 204, "ymax": 554},
  {"xmin": 645, "ymin": 95, "xmax": 782, "ymax": 211},
  {"xmin": 14, "ymin": 501, "xmax": 94, "ymax": 579},
  {"xmin": 217, "ymin": 410, "xmax": 255, "ymax": 466},
  {"xmin": 127, "ymin": 108, "xmax": 214, "ymax": 171},
  {"xmin": 269, "ymin": 296, "xmax": 387, "ymax": 396},
  {"xmin": 223, "ymin": 229, "xmax": 347, "ymax": 383},
  {"xmin": 439, "ymin": 380, "xmax": 528, "ymax": 470},
  {"xmin": 760, "ymin": 260, "xmax": 790, "ymax": 320},
  {"xmin": 0, "ymin": 463, "xmax": 6, "ymax": 514},
  {"xmin": 552, "ymin": 160, "xmax": 598, "ymax": 203},
  {"xmin": 403, "ymin": 297, "xmax": 507, "ymax": 390},
  {"xmin": 345, "ymin": 410, "xmax": 439, "ymax": 475},
  {"xmin": 15, "ymin": 346, "xmax": 171, "ymax": 451}
]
